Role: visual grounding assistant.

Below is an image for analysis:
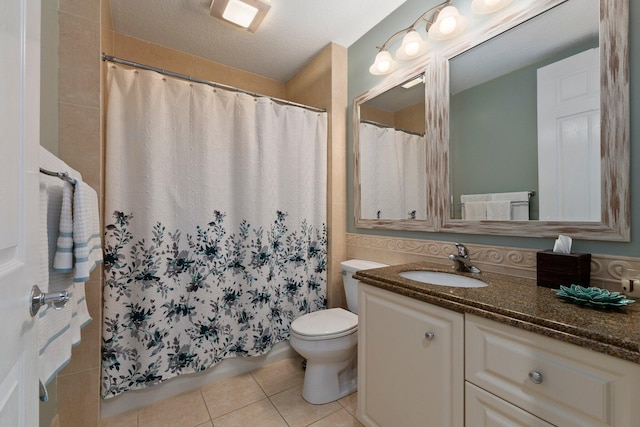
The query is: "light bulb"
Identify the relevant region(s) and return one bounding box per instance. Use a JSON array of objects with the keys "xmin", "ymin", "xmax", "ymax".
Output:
[
  {"xmin": 369, "ymin": 50, "xmax": 398, "ymax": 75},
  {"xmin": 428, "ymin": 6, "xmax": 467, "ymax": 40},
  {"xmin": 403, "ymin": 31, "xmax": 422, "ymax": 56},
  {"xmin": 396, "ymin": 30, "xmax": 428, "ymax": 60},
  {"xmin": 439, "ymin": 16, "xmax": 457, "ymax": 35},
  {"xmin": 405, "ymin": 41, "xmax": 420, "ymax": 56},
  {"xmin": 485, "ymin": 0, "xmax": 500, "ymax": 6}
]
